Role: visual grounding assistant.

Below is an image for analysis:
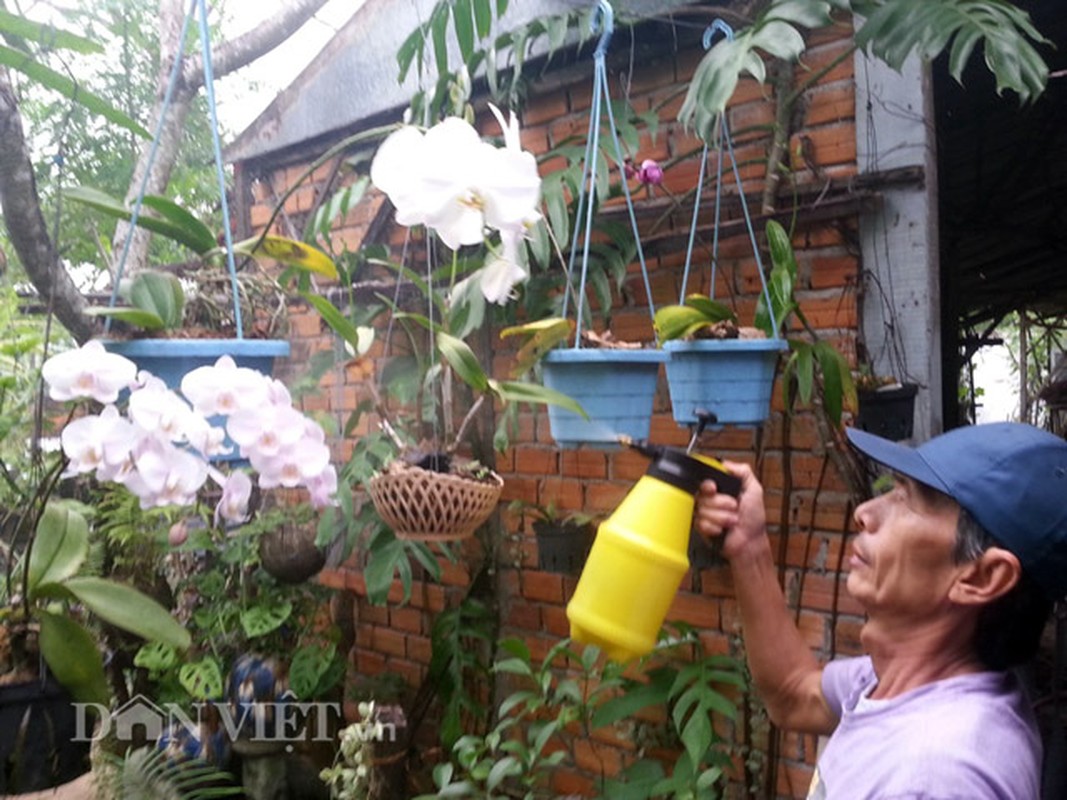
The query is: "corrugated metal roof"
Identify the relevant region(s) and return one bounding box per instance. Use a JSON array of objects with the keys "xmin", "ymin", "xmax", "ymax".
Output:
[{"xmin": 225, "ymin": 0, "xmax": 699, "ymax": 164}]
